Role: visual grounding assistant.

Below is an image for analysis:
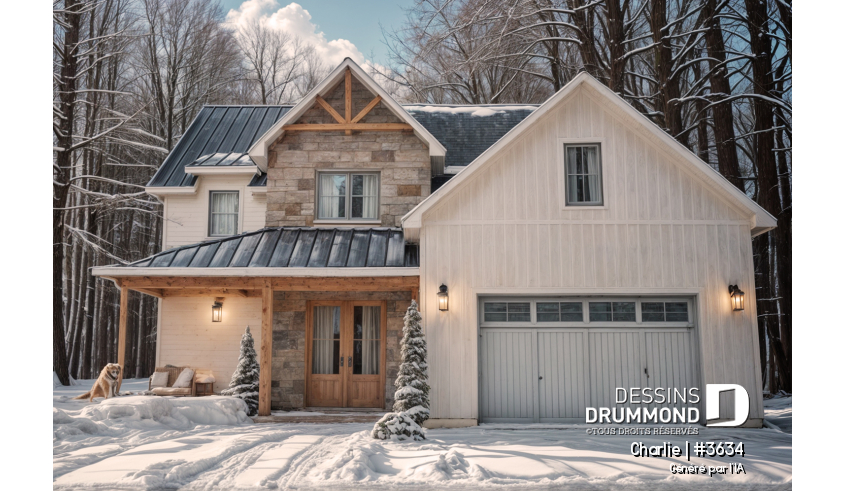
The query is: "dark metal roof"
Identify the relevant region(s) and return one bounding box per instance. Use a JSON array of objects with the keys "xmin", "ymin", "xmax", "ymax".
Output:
[
  {"xmin": 403, "ymin": 105, "xmax": 537, "ymax": 168},
  {"xmin": 124, "ymin": 227, "xmax": 418, "ymax": 269},
  {"xmin": 147, "ymin": 103, "xmax": 535, "ymax": 188},
  {"xmin": 147, "ymin": 106, "xmax": 291, "ymax": 187}
]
